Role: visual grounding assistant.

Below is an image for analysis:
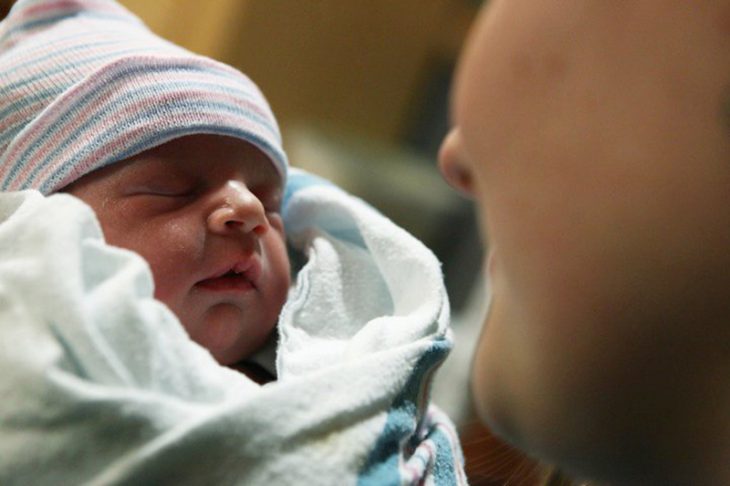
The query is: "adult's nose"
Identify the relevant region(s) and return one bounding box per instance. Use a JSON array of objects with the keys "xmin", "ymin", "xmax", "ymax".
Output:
[
  {"xmin": 438, "ymin": 128, "xmax": 474, "ymax": 197},
  {"xmin": 207, "ymin": 181, "xmax": 268, "ymax": 236}
]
